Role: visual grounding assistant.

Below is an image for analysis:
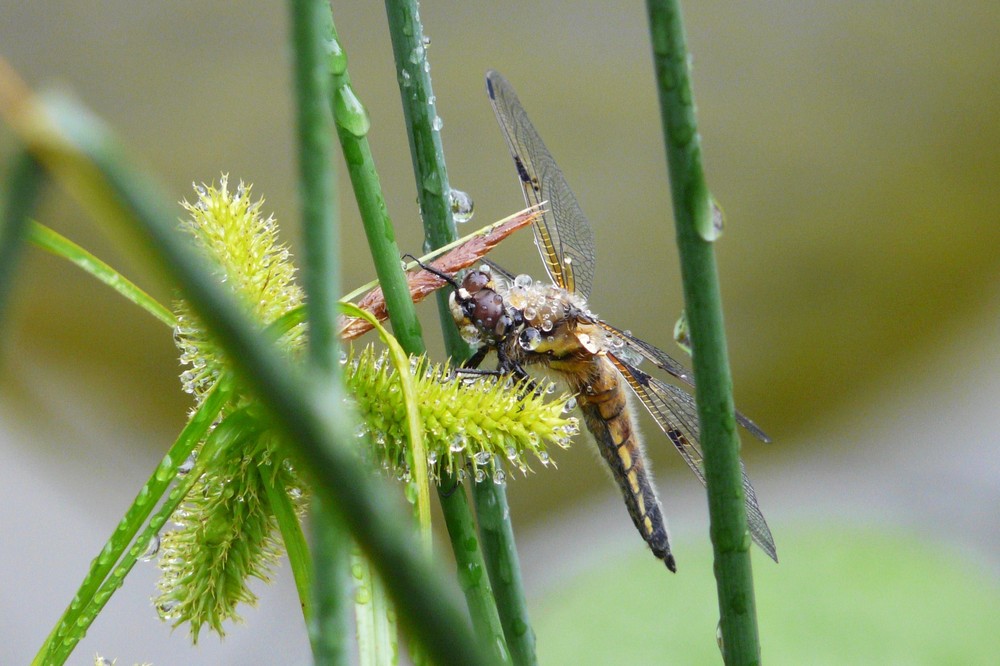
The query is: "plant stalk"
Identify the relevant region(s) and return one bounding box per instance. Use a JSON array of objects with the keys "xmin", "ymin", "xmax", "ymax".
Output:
[
  {"xmin": 645, "ymin": 1, "xmax": 761, "ymax": 663},
  {"xmin": 287, "ymin": 1, "xmax": 350, "ymax": 662}
]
